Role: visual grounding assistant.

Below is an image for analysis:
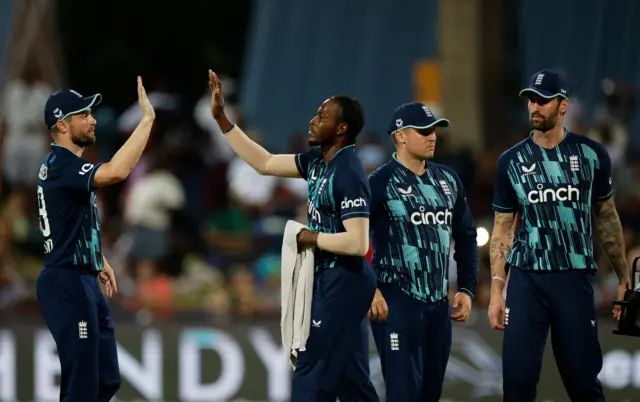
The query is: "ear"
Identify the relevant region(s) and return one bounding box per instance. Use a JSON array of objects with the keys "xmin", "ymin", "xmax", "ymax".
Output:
[
  {"xmin": 559, "ymin": 98, "xmax": 569, "ymax": 114},
  {"xmin": 337, "ymin": 122, "xmax": 348, "ymax": 136},
  {"xmin": 394, "ymin": 131, "xmax": 406, "ymax": 145}
]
